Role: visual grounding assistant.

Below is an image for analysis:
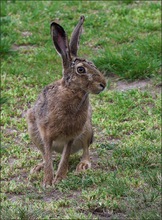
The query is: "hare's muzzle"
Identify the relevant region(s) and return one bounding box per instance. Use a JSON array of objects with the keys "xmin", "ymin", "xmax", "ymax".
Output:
[
  {"xmin": 99, "ymin": 83, "xmax": 105, "ymax": 91},
  {"xmin": 93, "ymin": 82, "xmax": 106, "ymax": 94}
]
